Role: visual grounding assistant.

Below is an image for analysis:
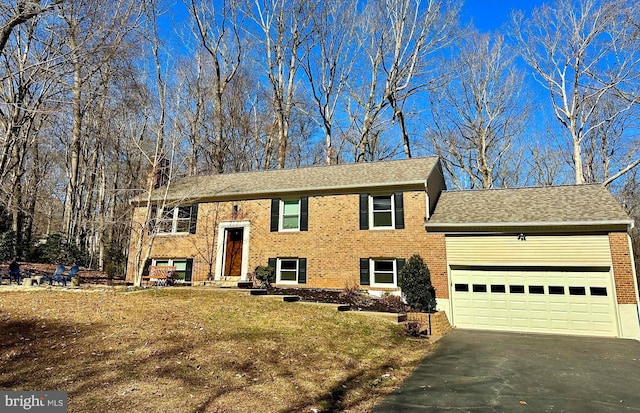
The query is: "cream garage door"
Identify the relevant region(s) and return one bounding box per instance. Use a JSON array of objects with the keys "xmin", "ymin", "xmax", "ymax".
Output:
[{"xmin": 451, "ymin": 268, "xmax": 618, "ymax": 336}]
